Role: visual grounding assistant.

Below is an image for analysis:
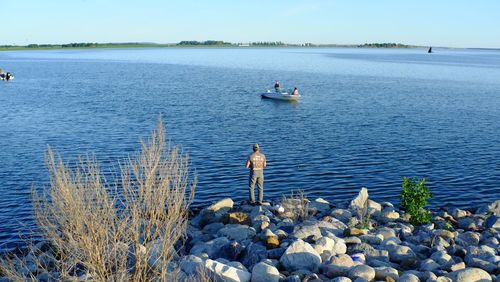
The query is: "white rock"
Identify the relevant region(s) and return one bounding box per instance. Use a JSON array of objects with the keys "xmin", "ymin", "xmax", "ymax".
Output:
[
  {"xmin": 348, "ymin": 264, "xmax": 375, "ymax": 281},
  {"xmin": 331, "ymin": 277, "xmax": 352, "ymax": 282},
  {"xmin": 349, "ymin": 187, "xmax": 369, "ymax": 211},
  {"xmin": 251, "ymin": 262, "xmax": 280, "ymax": 282},
  {"xmin": 279, "ymin": 239, "xmax": 321, "ymax": 271},
  {"xmin": 445, "ymin": 267, "xmax": 492, "ymax": 282},
  {"xmin": 314, "ymin": 236, "xmax": 336, "ymax": 255},
  {"xmin": 204, "ymin": 259, "xmax": 251, "ymax": 282}
]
